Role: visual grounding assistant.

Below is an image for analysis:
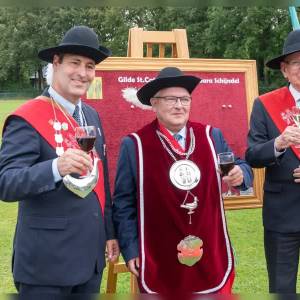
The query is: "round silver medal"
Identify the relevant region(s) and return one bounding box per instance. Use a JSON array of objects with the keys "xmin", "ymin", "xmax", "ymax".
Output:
[{"xmin": 169, "ymin": 160, "xmax": 201, "ymax": 190}]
